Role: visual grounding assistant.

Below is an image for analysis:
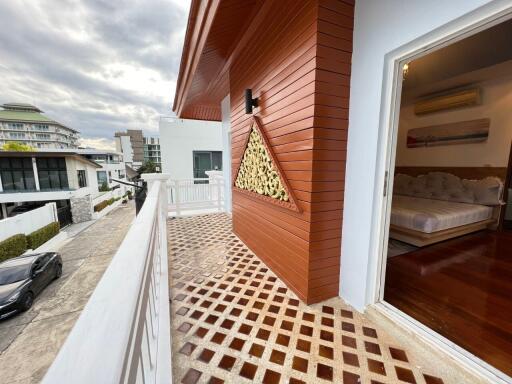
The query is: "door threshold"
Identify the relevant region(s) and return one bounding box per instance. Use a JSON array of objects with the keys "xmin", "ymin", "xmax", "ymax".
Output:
[{"xmin": 369, "ymin": 302, "xmax": 511, "ymax": 384}]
